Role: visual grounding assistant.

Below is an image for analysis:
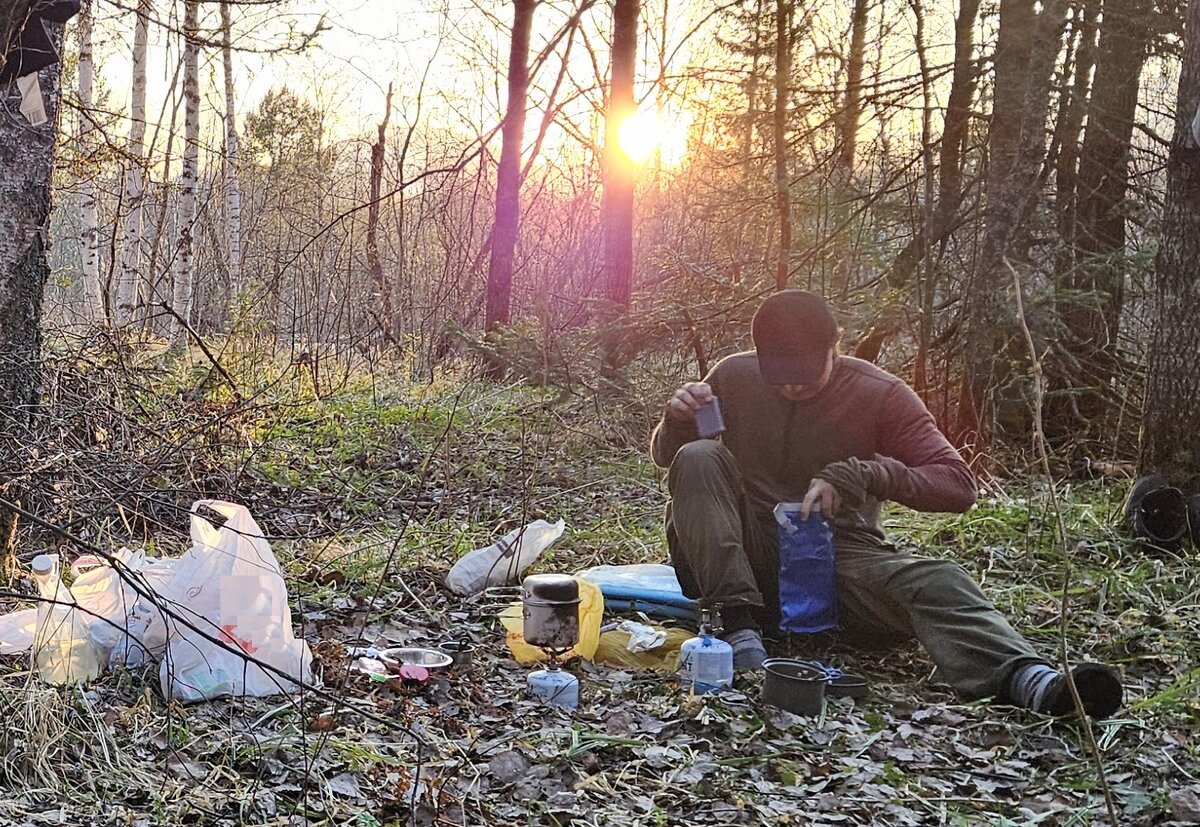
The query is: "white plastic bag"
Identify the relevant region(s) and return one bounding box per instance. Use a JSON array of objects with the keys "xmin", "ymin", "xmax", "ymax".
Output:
[
  {"xmin": 617, "ymin": 619, "xmax": 667, "ymax": 653},
  {"xmin": 69, "ymin": 548, "xmax": 175, "ymax": 666},
  {"xmin": 155, "ymin": 500, "xmax": 314, "ymax": 702},
  {"xmin": 0, "ymin": 608, "xmax": 38, "ymax": 655},
  {"xmin": 445, "ymin": 519, "xmax": 565, "ymax": 596}
]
